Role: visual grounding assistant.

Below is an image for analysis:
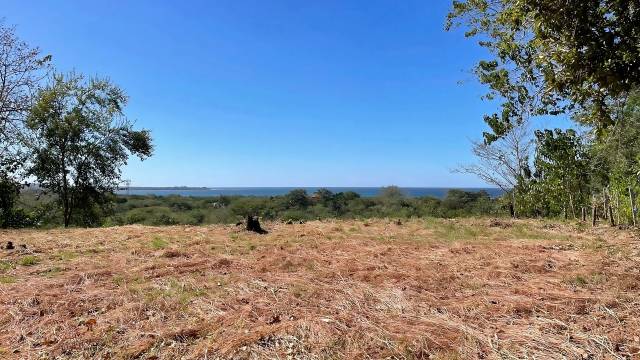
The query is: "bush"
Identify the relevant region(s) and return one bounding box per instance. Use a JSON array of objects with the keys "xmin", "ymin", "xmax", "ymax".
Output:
[{"xmin": 16, "ymin": 187, "xmax": 503, "ymax": 227}]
